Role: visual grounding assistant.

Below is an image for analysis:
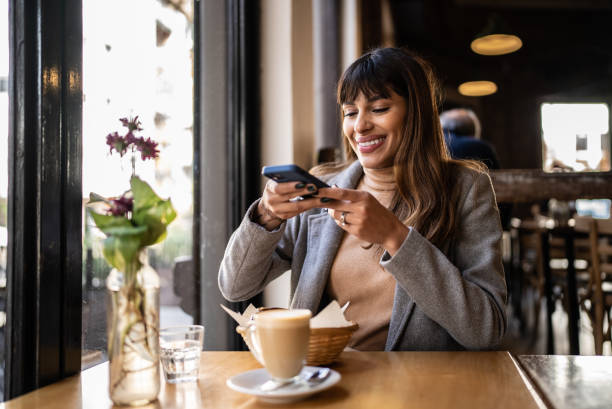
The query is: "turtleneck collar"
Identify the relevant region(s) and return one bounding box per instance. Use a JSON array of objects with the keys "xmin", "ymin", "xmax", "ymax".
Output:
[{"xmin": 362, "ymin": 166, "xmax": 396, "ymax": 192}]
